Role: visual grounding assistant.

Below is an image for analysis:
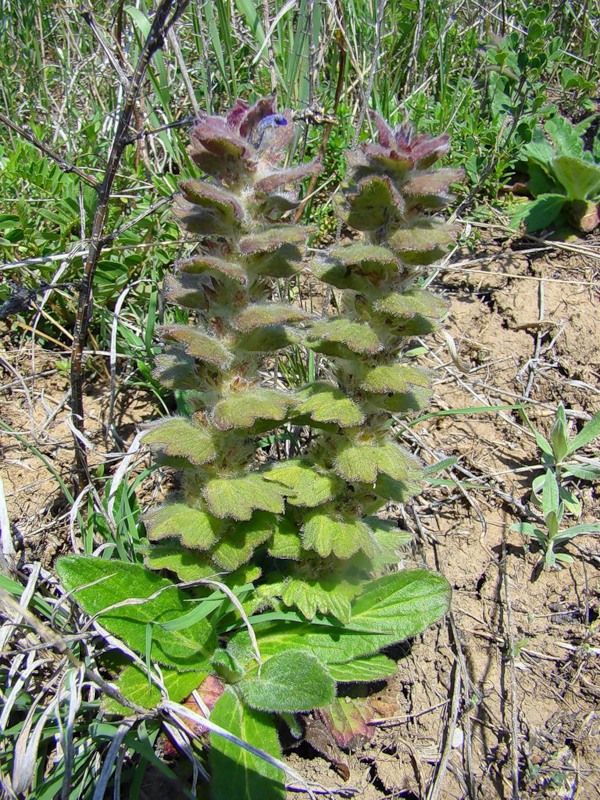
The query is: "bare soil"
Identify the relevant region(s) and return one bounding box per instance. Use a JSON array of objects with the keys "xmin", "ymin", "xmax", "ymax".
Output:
[{"xmin": 1, "ymin": 231, "xmax": 599, "ymax": 799}]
